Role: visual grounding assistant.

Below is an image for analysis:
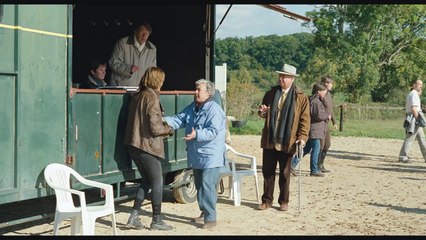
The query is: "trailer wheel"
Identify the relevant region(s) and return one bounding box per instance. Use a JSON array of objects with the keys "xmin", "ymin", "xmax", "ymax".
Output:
[{"xmin": 173, "ymin": 169, "xmax": 197, "ymax": 204}]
